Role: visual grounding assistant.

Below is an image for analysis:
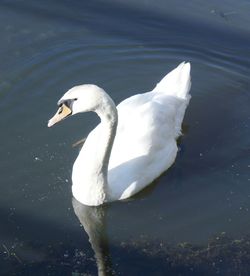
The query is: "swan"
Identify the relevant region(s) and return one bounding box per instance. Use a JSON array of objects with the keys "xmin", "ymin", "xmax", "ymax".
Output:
[{"xmin": 48, "ymin": 62, "xmax": 191, "ymax": 206}]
